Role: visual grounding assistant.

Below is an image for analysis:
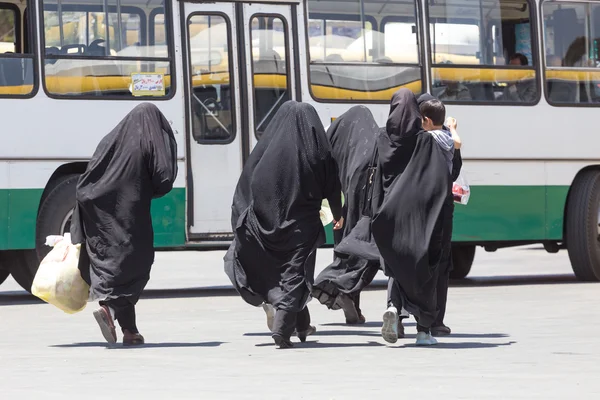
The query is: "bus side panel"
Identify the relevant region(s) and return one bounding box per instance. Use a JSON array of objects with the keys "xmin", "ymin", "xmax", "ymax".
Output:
[
  {"xmin": 152, "ymin": 187, "xmax": 187, "ymax": 248},
  {"xmin": 452, "ymin": 185, "xmax": 546, "ymax": 242},
  {"xmin": 545, "ymin": 185, "xmax": 570, "ymax": 240},
  {"xmin": 0, "ymin": 190, "xmax": 7, "ymax": 249},
  {"xmin": 7, "ymin": 188, "xmax": 43, "ymax": 249}
]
